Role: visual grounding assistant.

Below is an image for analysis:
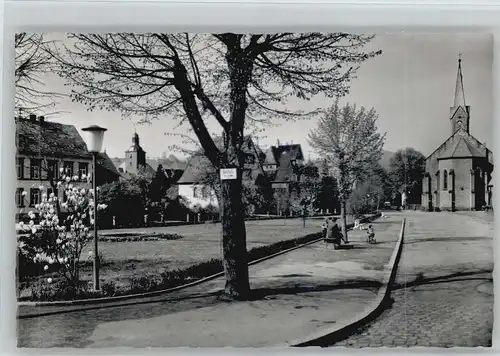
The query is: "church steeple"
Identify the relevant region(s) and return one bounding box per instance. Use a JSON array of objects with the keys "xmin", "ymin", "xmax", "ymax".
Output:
[
  {"xmin": 453, "ymin": 54, "xmax": 466, "ymax": 107},
  {"xmin": 132, "ymin": 131, "xmax": 140, "ymax": 147},
  {"xmin": 125, "ymin": 130, "xmax": 146, "ymax": 174},
  {"xmin": 450, "ymin": 54, "xmax": 470, "ymax": 135}
]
